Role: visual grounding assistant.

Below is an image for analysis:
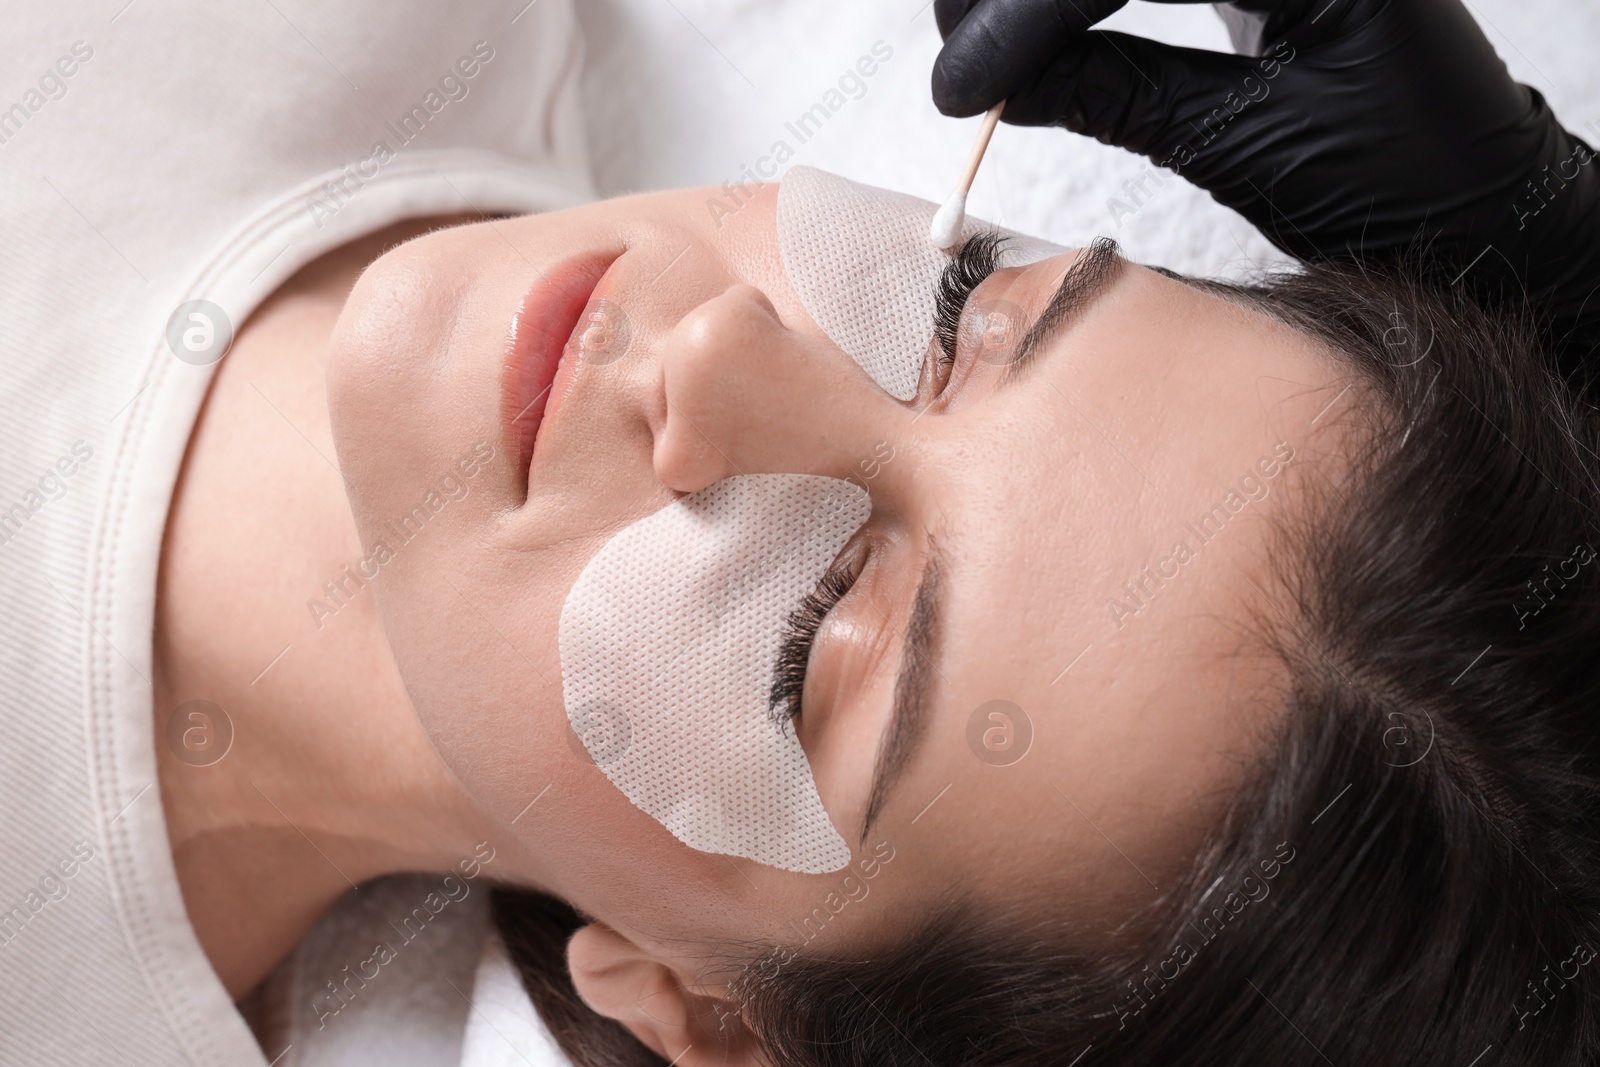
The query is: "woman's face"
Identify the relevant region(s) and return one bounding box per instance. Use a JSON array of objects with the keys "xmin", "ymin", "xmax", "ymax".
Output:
[{"xmin": 326, "ymin": 178, "xmax": 1344, "ymax": 987}]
